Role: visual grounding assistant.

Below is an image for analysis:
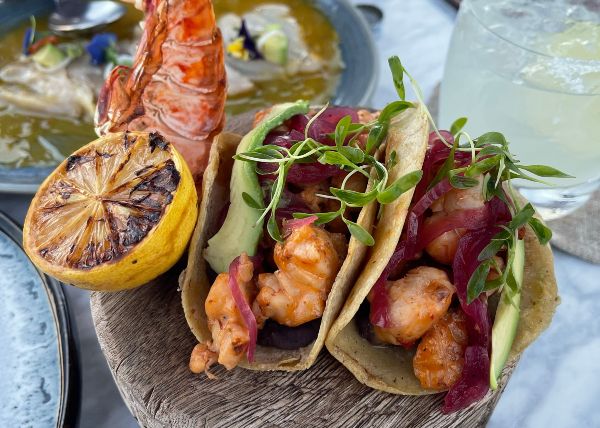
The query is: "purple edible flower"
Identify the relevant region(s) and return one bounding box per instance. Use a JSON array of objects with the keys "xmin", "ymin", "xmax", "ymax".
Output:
[
  {"xmin": 86, "ymin": 33, "xmax": 117, "ymax": 65},
  {"xmin": 22, "ymin": 27, "xmax": 33, "ymax": 55},
  {"xmin": 239, "ymin": 20, "xmax": 262, "ymax": 60}
]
